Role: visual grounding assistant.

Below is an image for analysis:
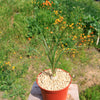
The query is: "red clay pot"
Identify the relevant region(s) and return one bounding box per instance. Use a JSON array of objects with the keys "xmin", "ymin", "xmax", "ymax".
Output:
[{"xmin": 36, "ymin": 68, "xmax": 72, "ymax": 100}]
